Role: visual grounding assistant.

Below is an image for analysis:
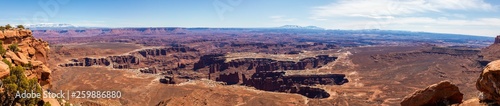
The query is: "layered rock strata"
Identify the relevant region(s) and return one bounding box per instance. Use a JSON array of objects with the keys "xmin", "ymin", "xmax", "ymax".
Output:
[
  {"xmin": 0, "ymin": 29, "xmax": 51, "ymax": 85},
  {"xmin": 477, "ymin": 60, "xmax": 500, "ymax": 105},
  {"xmin": 400, "ymin": 81, "xmax": 463, "ymax": 106}
]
